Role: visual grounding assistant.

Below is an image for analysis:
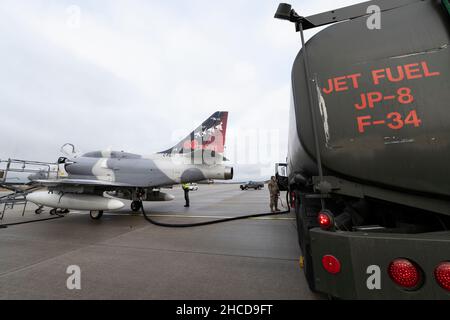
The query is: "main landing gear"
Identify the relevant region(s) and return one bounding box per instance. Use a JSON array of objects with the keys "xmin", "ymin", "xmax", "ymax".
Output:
[
  {"xmin": 90, "ymin": 210, "xmax": 104, "ymax": 220},
  {"xmin": 131, "ymin": 201, "xmax": 142, "ymax": 212},
  {"xmin": 89, "ymin": 201, "xmax": 141, "ymax": 220}
]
